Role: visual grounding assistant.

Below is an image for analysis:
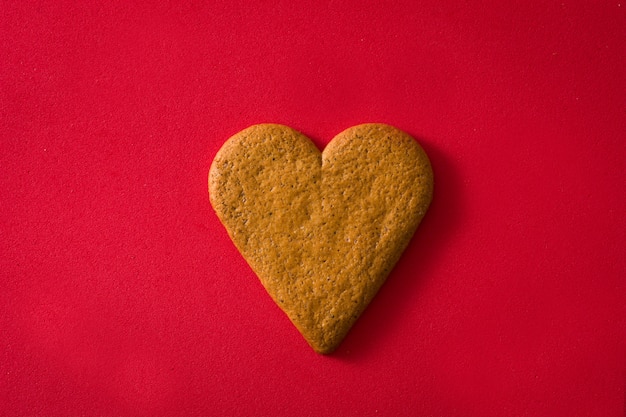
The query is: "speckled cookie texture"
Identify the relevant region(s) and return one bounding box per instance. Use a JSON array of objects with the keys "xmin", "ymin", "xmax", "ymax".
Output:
[{"xmin": 209, "ymin": 123, "xmax": 433, "ymax": 353}]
